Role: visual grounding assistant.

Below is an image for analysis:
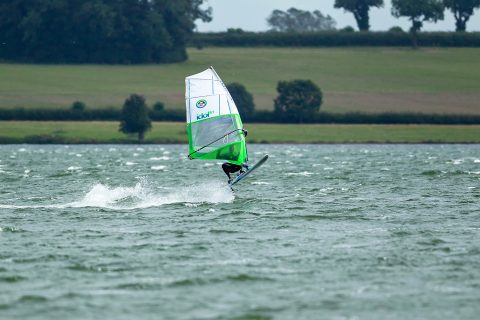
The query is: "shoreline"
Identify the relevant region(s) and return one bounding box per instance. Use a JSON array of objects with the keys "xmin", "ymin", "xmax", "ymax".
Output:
[{"xmin": 1, "ymin": 121, "xmax": 480, "ymax": 144}]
